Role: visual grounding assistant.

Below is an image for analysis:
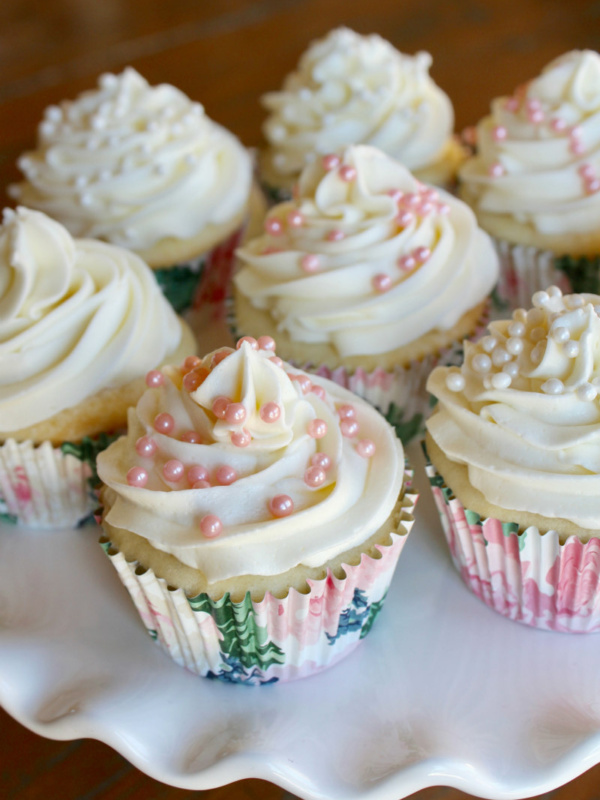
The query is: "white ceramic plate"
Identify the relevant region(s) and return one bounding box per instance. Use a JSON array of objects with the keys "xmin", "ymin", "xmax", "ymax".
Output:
[{"xmin": 1, "ymin": 446, "xmax": 600, "ymax": 800}]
